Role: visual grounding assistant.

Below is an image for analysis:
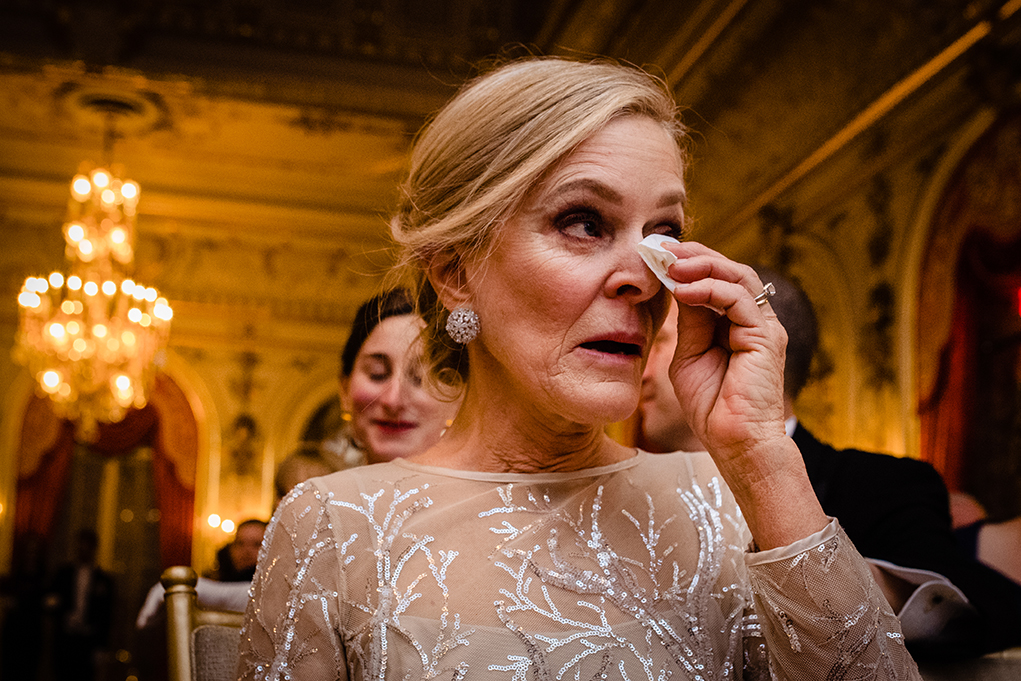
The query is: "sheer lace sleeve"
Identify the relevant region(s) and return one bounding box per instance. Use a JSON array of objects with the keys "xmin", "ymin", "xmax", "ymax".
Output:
[
  {"xmin": 747, "ymin": 519, "xmax": 921, "ymax": 680},
  {"xmin": 237, "ymin": 482, "xmax": 347, "ymax": 681}
]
